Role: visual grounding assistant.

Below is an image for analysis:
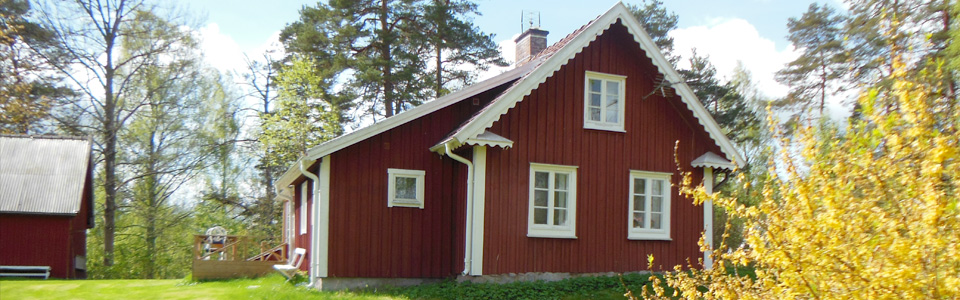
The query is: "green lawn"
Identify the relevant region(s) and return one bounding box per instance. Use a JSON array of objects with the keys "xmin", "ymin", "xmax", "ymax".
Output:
[
  {"xmin": 0, "ymin": 275, "xmax": 396, "ymax": 300},
  {"xmin": 1, "ymin": 273, "xmax": 651, "ymax": 300}
]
